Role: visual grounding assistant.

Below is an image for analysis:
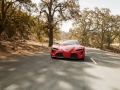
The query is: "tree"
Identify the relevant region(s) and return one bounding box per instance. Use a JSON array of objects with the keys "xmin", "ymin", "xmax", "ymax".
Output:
[
  {"xmin": 70, "ymin": 8, "xmax": 100, "ymax": 45},
  {"xmin": 69, "ymin": 7, "xmax": 120, "ymax": 49},
  {"xmin": 0, "ymin": 0, "xmax": 36, "ymax": 36},
  {"xmin": 39, "ymin": 0, "xmax": 80, "ymax": 47},
  {"xmin": 104, "ymin": 15, "xmax": 120, "ymax": 48}
]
